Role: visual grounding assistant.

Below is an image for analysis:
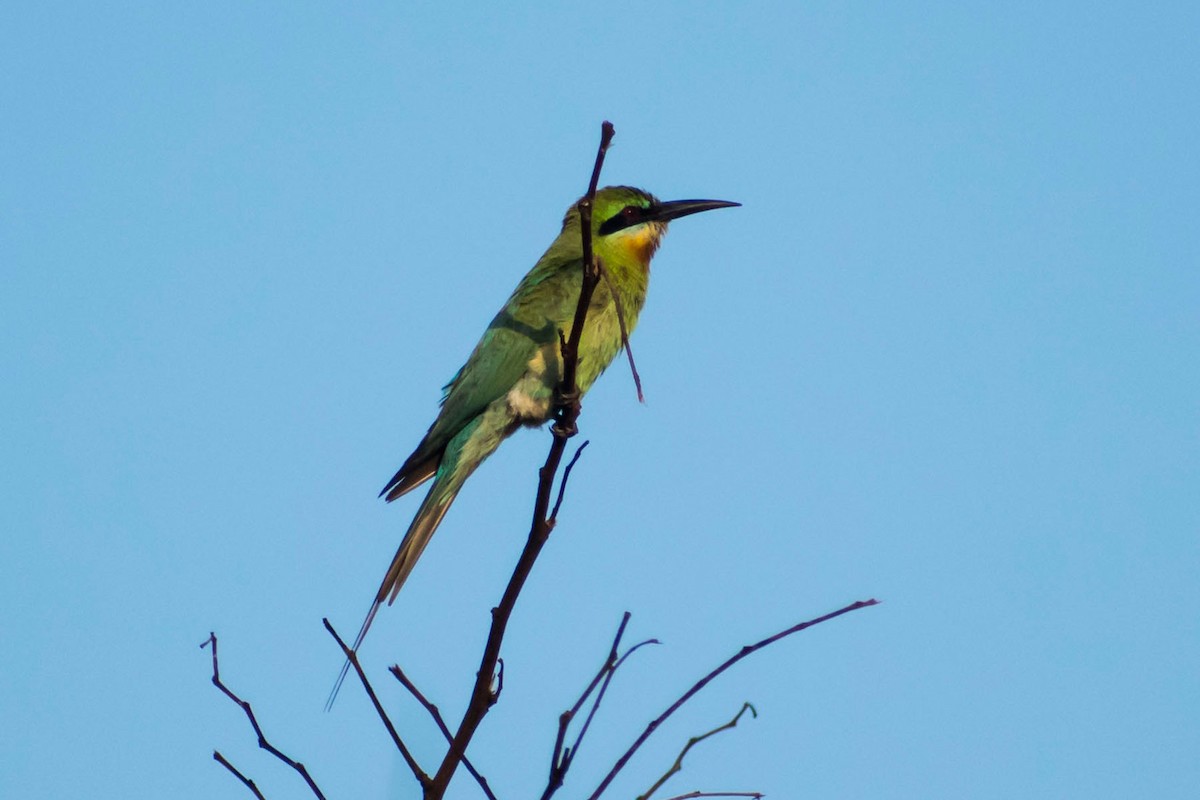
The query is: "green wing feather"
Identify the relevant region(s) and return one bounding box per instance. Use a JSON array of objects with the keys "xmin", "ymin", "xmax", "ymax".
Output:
[{"xmin": 379, "ymin": 251, "xmax": 583, "ymax": 501}]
